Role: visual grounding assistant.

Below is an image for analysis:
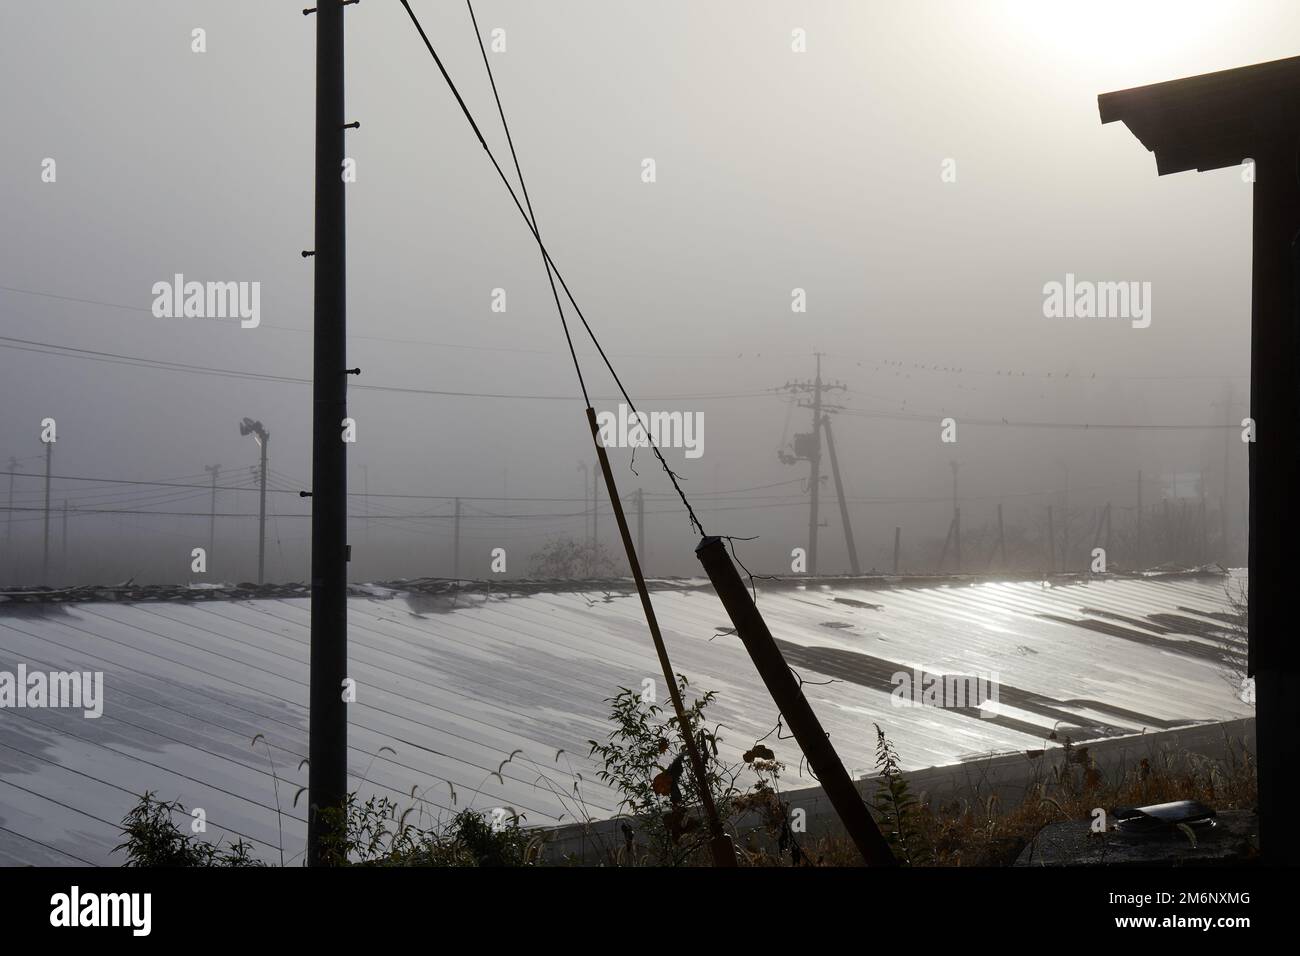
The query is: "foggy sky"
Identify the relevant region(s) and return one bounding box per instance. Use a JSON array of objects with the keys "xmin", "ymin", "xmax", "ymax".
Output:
[{"xmin": 1, "ymin": 0, "xmax": 1285, "ymax": 584}]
